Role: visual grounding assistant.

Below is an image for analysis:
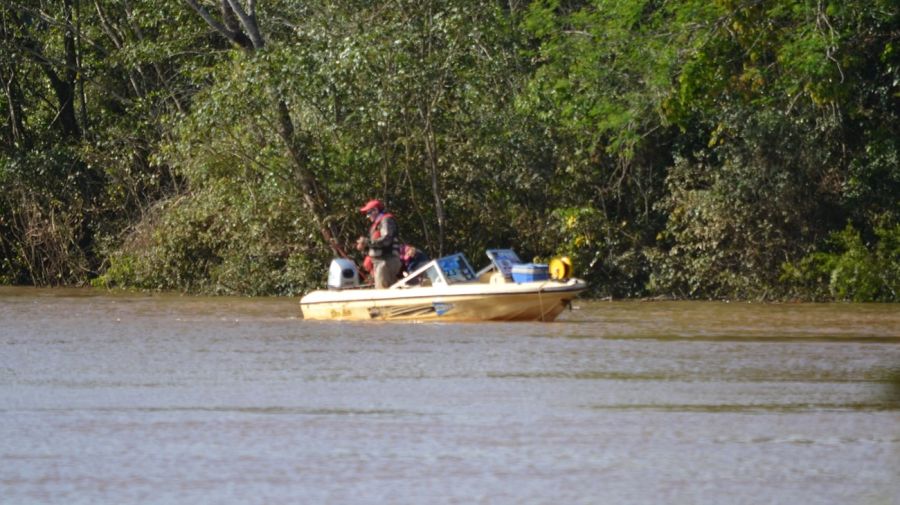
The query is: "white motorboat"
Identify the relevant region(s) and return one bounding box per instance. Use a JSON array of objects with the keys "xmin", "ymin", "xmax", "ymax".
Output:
[{"xmin": 300, "ymin": 249, "xmax": 587, "ymax": 322}]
